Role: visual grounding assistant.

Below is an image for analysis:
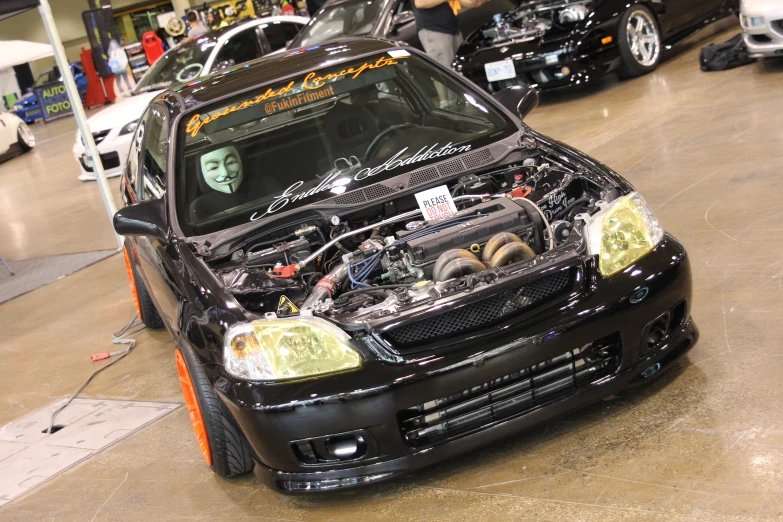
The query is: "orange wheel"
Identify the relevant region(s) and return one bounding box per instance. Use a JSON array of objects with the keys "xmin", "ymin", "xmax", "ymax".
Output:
[
  {"xmin": 176, "ymin": 349, "xmax": 212, "ymax": 466},
  {"xmin": 122, "ymin": 241, "xmax": 163, "ymax": 329},
  {"xmin": 123, "ymin": 245, "xmax": 143, "ymax": 318}
]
